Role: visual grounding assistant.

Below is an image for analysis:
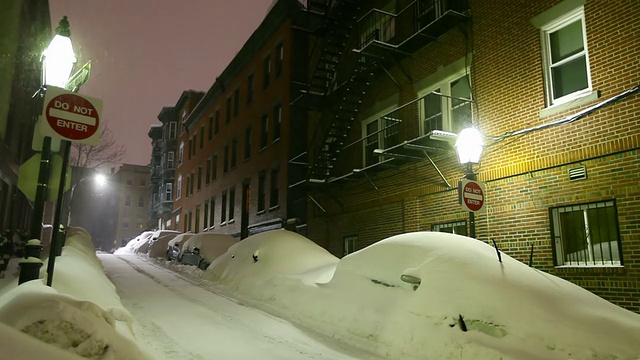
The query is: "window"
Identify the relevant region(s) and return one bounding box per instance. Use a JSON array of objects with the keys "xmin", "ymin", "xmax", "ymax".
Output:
[
  {"xmin": 165, "ymin": 182, "xmax": 173, "ymax": 201},
  {"xmin": 209, "ymin": 197, "xmax": 215, "ymax": 228},
  {"xmin": 208, "ymin": 114, "xmax": 213, "ymax": 141},
  {"xmin": 550, "ymin": 200, "xmax": 622, "ymax": 267},
  {"xmin": 189, "ymin": 172, "xmax": 195, "ymax": 196},
  {"xmin": 223, "ymin": 144, "xmax": 229, "ymax": 173},
  {"xmin": 179, "ymin": 142, "xmax": 184, "ymax": 165},
  {"xmin": 192, "ymin": 133, "xmax": 197, "ymax": 156},
  {"xmin": 205, "ymin": 157, "xmax": 211, "ymax": 185},
  {"xmin": 197, "ymin": 165, "xmax": 202, "ymax": 191},
  {"xmin": 539, "ymin": 7, "xmax": 591, "ymax": 106},
  {"xmin": 244, "ymin": 126, "xmax": 251, "ymax": 160},
  {"xmin": 138, "ymin": 197, "xmax": 144, "ymax": 207},
  {"xmin": 419, "ymin": 73, "xmax": 471, "ymax": 136},
  {"xmin": 260, "ymin": 114, "xmax": 268, "ymax": 149},
  {"xmin": 167, "ymin": 152, "xmax": 174, "ymax": 169},
  {"xmin": 212, "ymin": 154, "xmax": 218, "ymax": 181},
  {"xmin": 122, "ymin": 221, "xmax": 130, "ymax": 229},
  {"xmin": 432, "ymin": 221, "xmax": 467, "ymax": 235},
  {"xmin": 200, "ymin": 125, "xmax": 204, "ymax": 149},
  {"xmin": 364, "ymin": 120, "xmax": 379, "ymax": 167},
  {"xmin": 195, "ymin": 206, "xmax": 200, "ymax": 234},
  {"xmin": 263, "ymin": 55, "xmax": 271, "ymax": 89},
  {"xmin": 273, "ymin": 104, "xmax": 281, "ymax": 141},
  {"xmin": 176, "ymin": 175, "xmax": 182, "ymax": 199},
  {"xmin": 275, "ymin": 42, "xmax": 283, "ymax": 77},
  {"xmin": 226, "ymin": 96, "xmax": 232, "ymax": 124},
  {"xmin": 139, "ymin": 177, "xmax": 146, "ymax": 187},
  {"xmin": 231, "ymin": 138, "xmax": 237, "ymax": 169},
  {"xmin": 234, "ymin": 88, "xmax": 240, "ymax": 117},
  {"xmin": 270, "ymin": 167, "xmax": 279, "ymax": 208},
  {"xmin": 214, "ymin": 109, "xmax": 220, "ymax": 134},
  {"xmin": 125, "ymin": 195, "xmax": 131, "ymax": 206},
  {"xmin": 186, "ymin": 176, "xmax": 191, "ymax": 197},
  {"xmin": 247, "ymin": 73, "xmax": 254, "ymax": 104},
  {"xmin": 229, "ymin": 186, "xmax": 235, "ymax": 221},
  {"xmin": 169, "ymin": 122, "xmax": 177, "ymax": 139},
  {"xmin": 175, "ymin": 214, "xmax": 180, "ymax": 231},
  {"xmin": 362, "ymin": 106, "xmax": 400, "ymax": 167},
  {"xmin": 187, "ymin": 138, "xmax": 192, "ymax": 160},
  {"xmin": 258, "ymin": 170, "xmax": 266, "ymax": 212},
  {"xmin": 344, "ymin": 235, "xmax": 358, "ymax": 256},
  {"xmin": 203, "ymin": 201, "xmax": 209, "ymax": 230},
  {"xmin": 221, "ymin": 191, "xmax": 227, "ymax": 224},
  {"xmin": 126, "ymin": 178, "xmax": 133, "ymax": 186}
]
